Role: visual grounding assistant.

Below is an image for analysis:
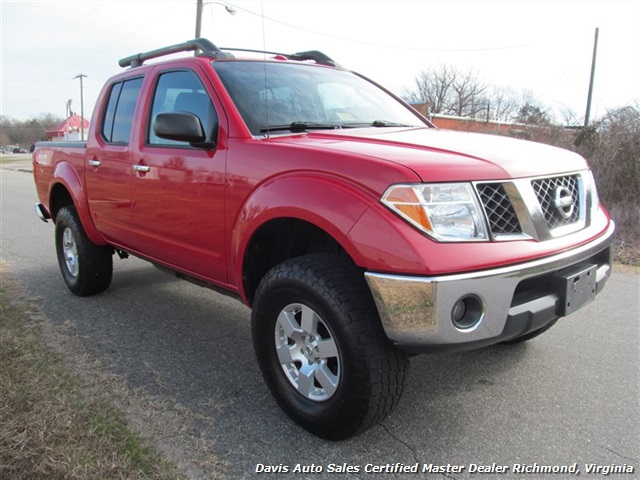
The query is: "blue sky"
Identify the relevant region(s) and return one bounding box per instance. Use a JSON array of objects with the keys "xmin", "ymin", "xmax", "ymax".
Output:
[{"xmin": 2, "ymin": 0, "xmax": 639, "ymax": 122}]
